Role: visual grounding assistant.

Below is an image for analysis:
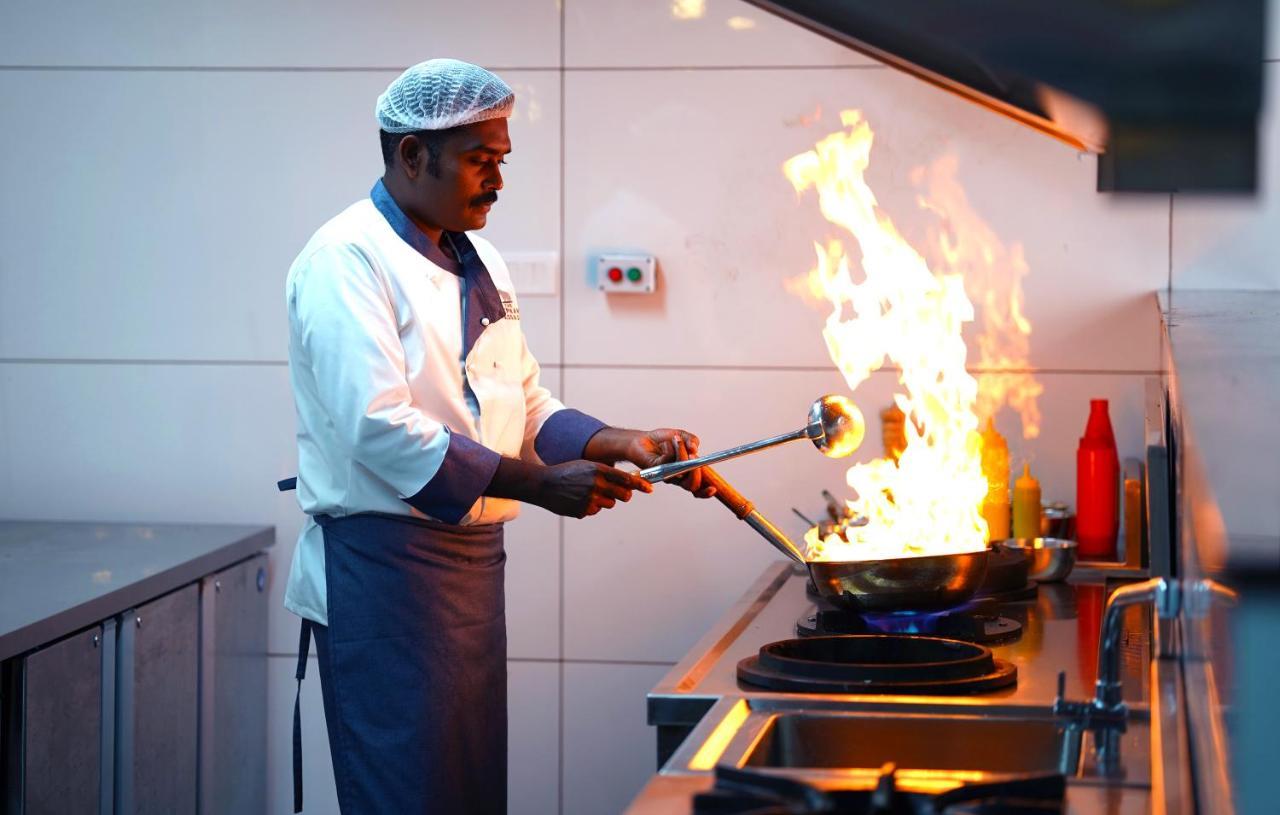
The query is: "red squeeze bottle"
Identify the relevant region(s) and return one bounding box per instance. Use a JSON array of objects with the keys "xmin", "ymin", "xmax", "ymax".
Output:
[{"xmin": 1076, "ymin": 399, "xmax": 1119, "ymax": 559}]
